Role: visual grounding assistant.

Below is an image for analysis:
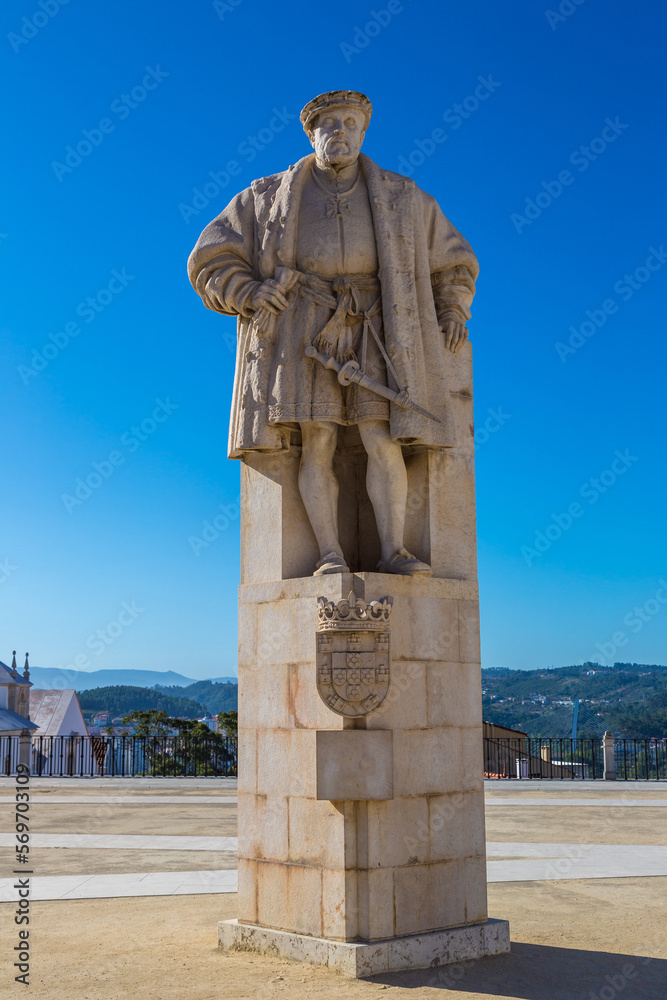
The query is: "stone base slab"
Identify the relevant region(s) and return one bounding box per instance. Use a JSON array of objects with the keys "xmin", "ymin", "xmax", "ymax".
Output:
[{"xmin": 219, "ymin": 918, "xmax": 510, "ymax": 978}]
